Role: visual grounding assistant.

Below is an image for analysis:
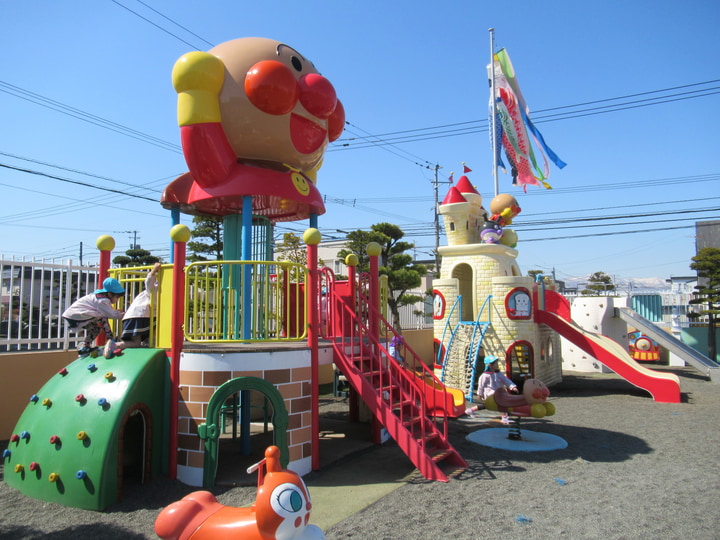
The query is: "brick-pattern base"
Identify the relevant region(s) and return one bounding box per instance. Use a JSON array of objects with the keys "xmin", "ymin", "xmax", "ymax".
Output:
[{"xmin": 175, "ymin": 349, "xmax": 315, "ymax": 484}]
